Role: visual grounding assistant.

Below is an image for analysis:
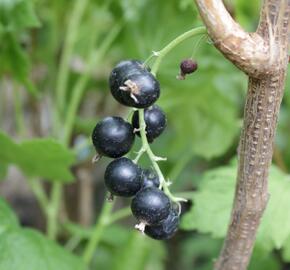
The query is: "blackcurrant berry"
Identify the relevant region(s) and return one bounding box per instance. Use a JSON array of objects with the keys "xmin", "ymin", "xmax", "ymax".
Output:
[
  {"xmin": 92, "ymin": 116, "xmax": 135, "ymax": 158},
  {"xmin": 141, "ymin": 169, "xmax": 160, "ymax": 188},
  {"xmin": 109, "ymin": 60, "xmax": 160, "ymax": 108},
  {"xmin": 104, "ymin": 157, "xmax": 142, "ymax": 197},
  {"xmin": 109, "ymin": 60, "xmax": 144, "ymax": 105},
  {"xmin": 131, "ymin": 187, "xmax": 171, "ymax": 225},
  {"xmin": 178, "ymin": 59, "xmax": 198, "ymax": 80},
  {"xmin": 119, "ymin": 72, "xmax": 160, "ymax": 108},
  {"xmin": 132, "ymin": 105, "xmax": 166, "ymax": 143},
  {"xmin": 145, "ymin": 208, "xmax": 179, "ymax": 240}
]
